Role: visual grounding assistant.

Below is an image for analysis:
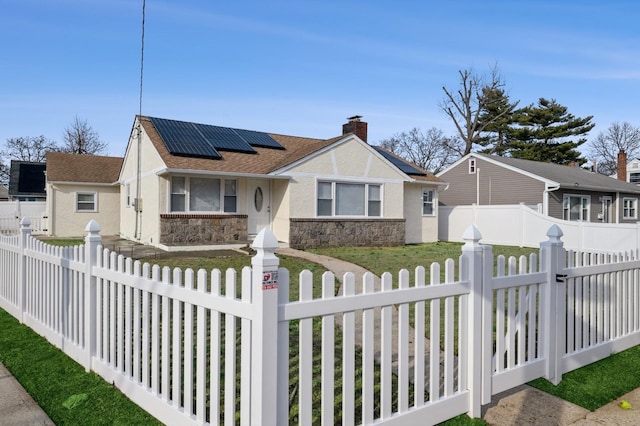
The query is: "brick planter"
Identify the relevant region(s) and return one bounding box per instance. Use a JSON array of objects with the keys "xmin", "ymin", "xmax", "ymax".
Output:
[
  {"xmin": 289, "ymin": 218, "xmax": 405, "ymax": 249},
  {"xmin": 159, "ymin": 214, "xmax": 248, "ymax": 245}
]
